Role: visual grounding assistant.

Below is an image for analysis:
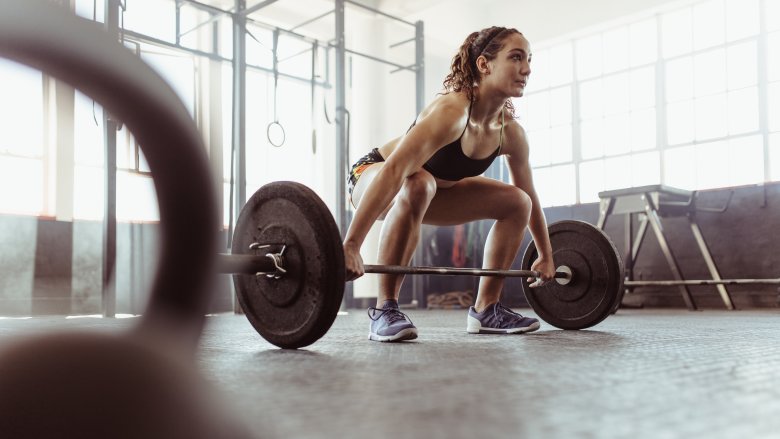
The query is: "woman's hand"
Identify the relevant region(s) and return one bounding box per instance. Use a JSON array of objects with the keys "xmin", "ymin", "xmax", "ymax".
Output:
[
  {"xmin": 344, "ymin": 242, "xmax": 365, "ymax": 281},
  {"xmin": 528, "ymin": 256, "xmax": 556, "ymax": 288}
]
